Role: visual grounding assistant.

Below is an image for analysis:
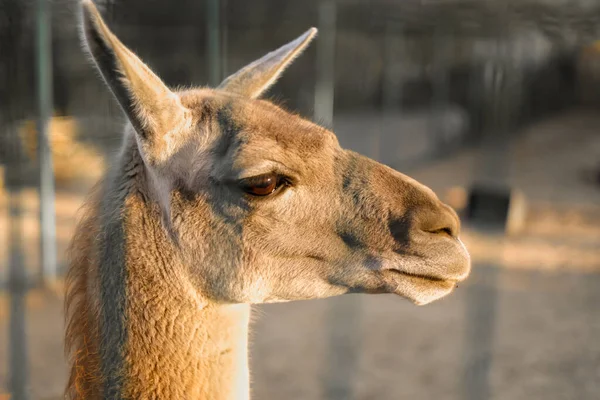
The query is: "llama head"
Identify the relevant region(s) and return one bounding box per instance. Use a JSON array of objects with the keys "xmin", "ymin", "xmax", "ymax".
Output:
[{"xmin": 80, "ymin": 0, "xmax": 470, "ymax": 306}]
